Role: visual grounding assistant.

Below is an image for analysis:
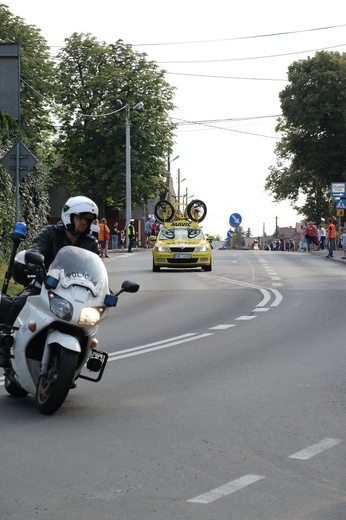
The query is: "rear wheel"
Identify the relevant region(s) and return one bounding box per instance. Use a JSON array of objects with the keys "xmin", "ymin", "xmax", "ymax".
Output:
[
  {"xmin": 154, "ymin": 200, "xmax": 174, "ymax": 223},
  {"xmin": 35, "ymin": 346, "xmax": 77, "ymax": 415}
]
